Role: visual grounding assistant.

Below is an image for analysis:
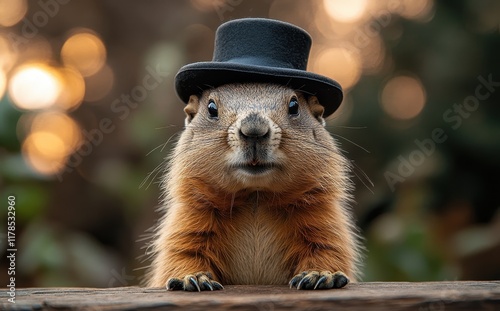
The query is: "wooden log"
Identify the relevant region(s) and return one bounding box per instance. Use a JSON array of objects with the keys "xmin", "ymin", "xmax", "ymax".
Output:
[{"xmin": 1, "ymin": 281, "xmax": 499, "ymax": 310}]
